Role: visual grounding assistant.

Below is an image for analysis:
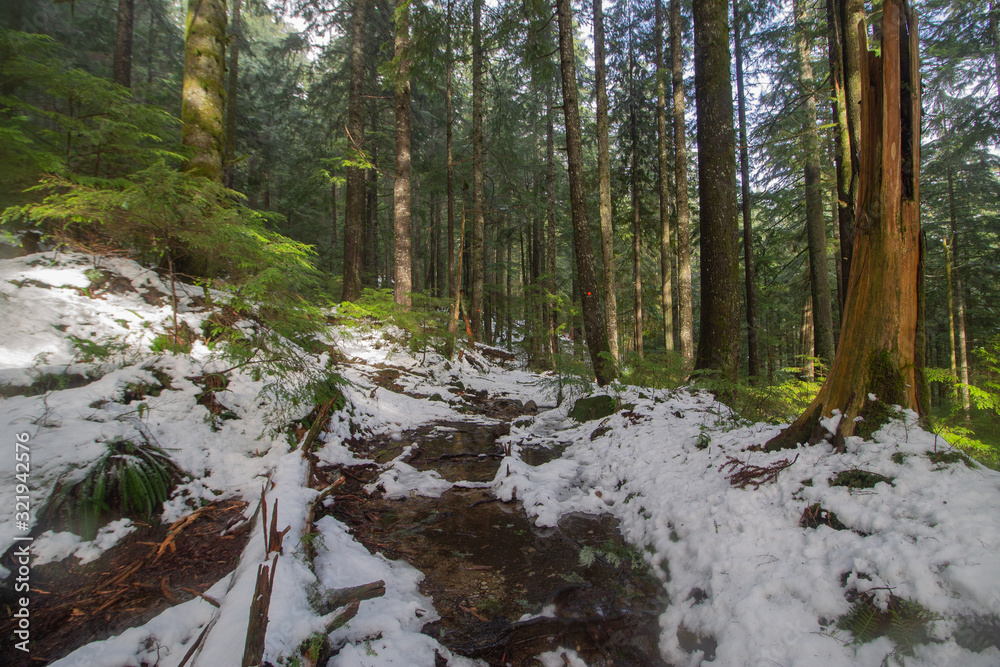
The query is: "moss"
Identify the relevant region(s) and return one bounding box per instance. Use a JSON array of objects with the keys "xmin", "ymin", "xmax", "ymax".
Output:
[
  {"xmin": 855, "ymin": 350, "xmax": 906, "ymax": 440},
  {"xmin": 927, "ymin": 449, "xmax": 978, "ymax": 469},
  {"xmin": 831, "ymin": 469, "xmax": 894, "ymax": 489}
]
